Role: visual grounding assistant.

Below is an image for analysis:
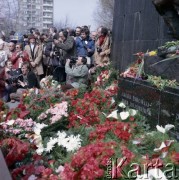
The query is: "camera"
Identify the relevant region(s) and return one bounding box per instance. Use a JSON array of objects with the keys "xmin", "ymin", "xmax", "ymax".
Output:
[
  {"xmin": 53, "ymin": 50, "xmax": 60, "ymax": 57},
  {"xmin": 53, "ymin": 47, "xmax": 61, "ymax": 58},
  {"xmin": 70, "ymin": 56, "xmax": 78, "ymax": 64},
  {"xmin": 6, "ymin": 69, "xmax": 23, "ymax": 85},
  {"xmin": 96, "ymin": 46, "xmax": 102, "ymax": 53}
]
